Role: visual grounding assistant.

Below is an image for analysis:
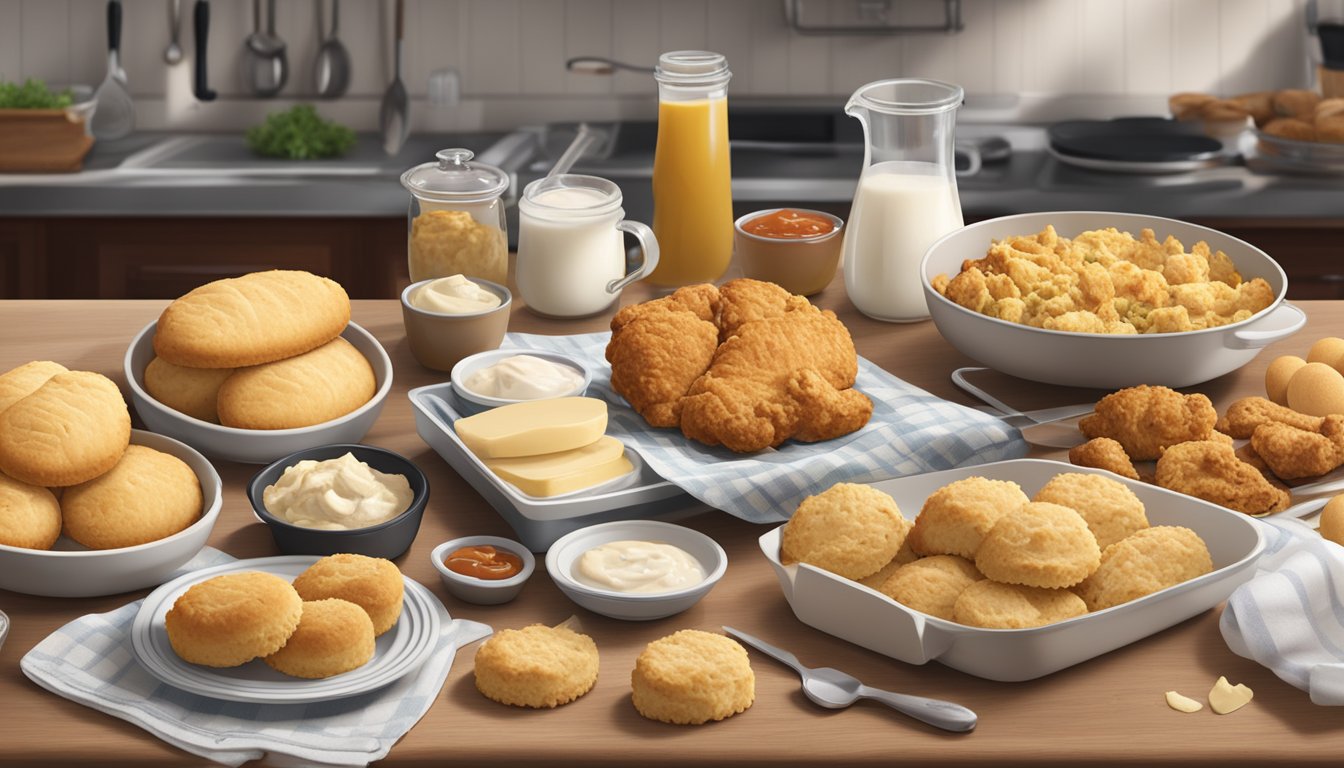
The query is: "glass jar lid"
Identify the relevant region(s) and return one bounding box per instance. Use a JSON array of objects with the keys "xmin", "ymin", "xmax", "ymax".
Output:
[
  {"xmin": 654, "ymin": 51, "xmax": 731, "ymax": 86},
  {"xmin": 400, "ymin": 148, "xmax": 510, "ymax": 204}
]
